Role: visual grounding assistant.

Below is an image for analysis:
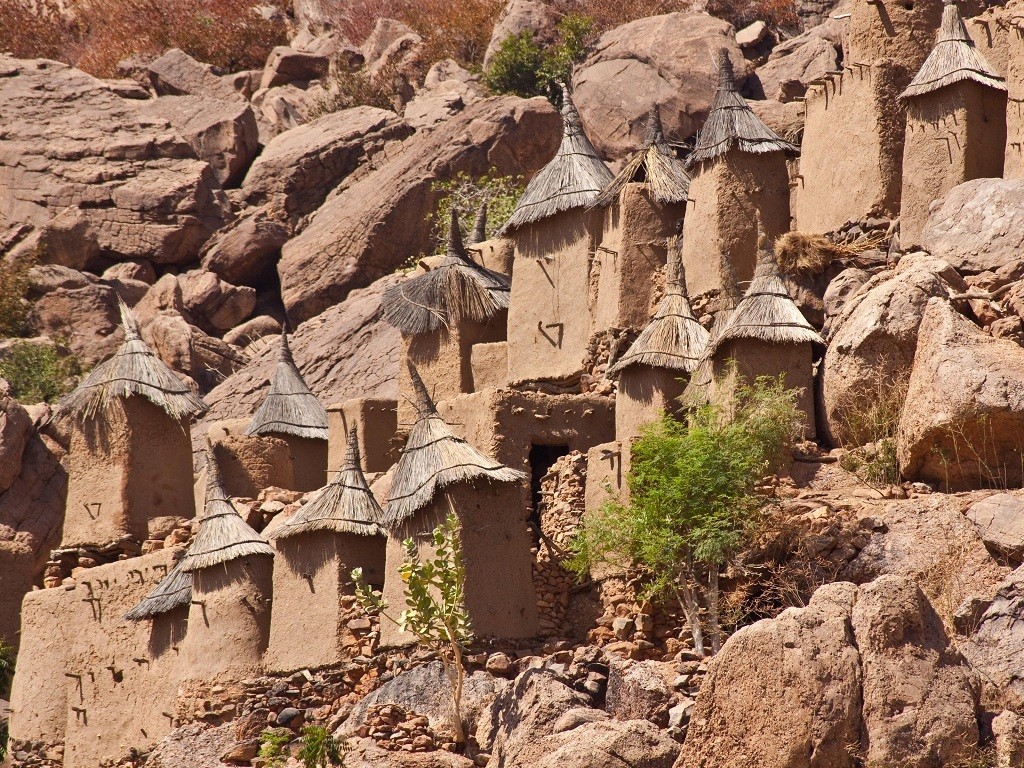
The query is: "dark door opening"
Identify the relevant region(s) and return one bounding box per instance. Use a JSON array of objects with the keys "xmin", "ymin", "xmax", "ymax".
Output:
[{"xmin": 528, "ymin": 443, "xmax": 571, "ymax": 544}]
